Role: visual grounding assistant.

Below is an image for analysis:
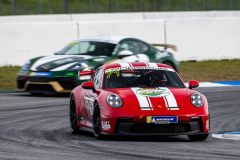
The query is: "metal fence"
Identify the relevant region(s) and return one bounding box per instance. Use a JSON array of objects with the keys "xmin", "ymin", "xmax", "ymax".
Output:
[{"xmin": 0, "ymin": 0, "xmax": 240, "ymax": 16}]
